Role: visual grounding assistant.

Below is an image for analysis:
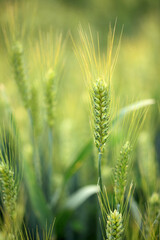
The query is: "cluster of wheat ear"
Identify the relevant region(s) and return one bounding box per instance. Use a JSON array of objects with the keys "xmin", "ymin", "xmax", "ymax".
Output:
[
  {"xmin": 0, "ymin": 17, "xmax": 157, "ymax": 239},
  {"xmin": 75, "ymin": 26, "xmax": 134, "ymax": 240}
]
